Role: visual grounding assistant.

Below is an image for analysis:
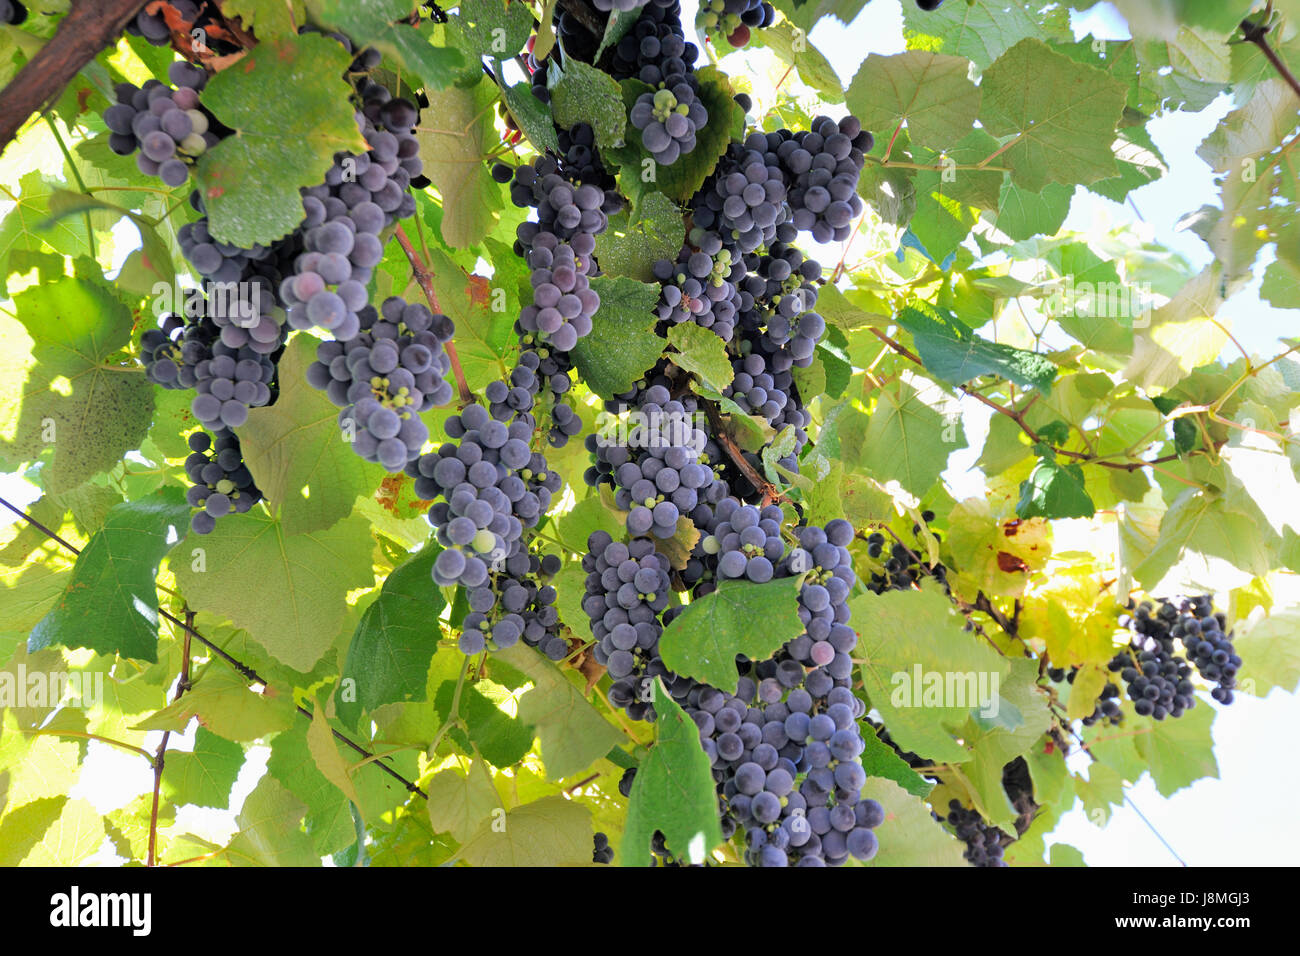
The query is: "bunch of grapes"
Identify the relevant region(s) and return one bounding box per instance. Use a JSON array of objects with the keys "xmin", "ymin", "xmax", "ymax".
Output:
[
  {"xmin": 605, "ymin": 1, "xmax": 700, "ymax": 86},
  {"xmin": 778, "ymin": 116, "xmax": 871, "ymax": 243},
  {"xmin": 629, "ymin": 82, "xmax": 707, "ymax": 166},
  {"xmin": 652, "ymin": 243, "xmax": 746, "ymax": 343},
  {"xmin": 305, "ymin": 296, "xmax": 454, "ymax": 471},
  {"xmin": 945, "ymin": 801, "xmax": 1009, "ymax": 867},
  {"xmin": 182, "ymin": 430, "xmax": 263, "ymax": 534},
  {"xmin": 102, "ymin": 64, "xmax": 215, "ymax": 188},
  {"xmin": 283, "ymin": 83, "xmax": 422, "ymax": 340},
  {"xmin": 584, "ymin": 531, "xmax": 674, "ymax": 721},
  {"xmin": 592, "ymin": 832, "xmax": 615, "ymax": 864},
  {"xmin": 696, "ymin": 0, "xmax": 775, "ymax": 49}
]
